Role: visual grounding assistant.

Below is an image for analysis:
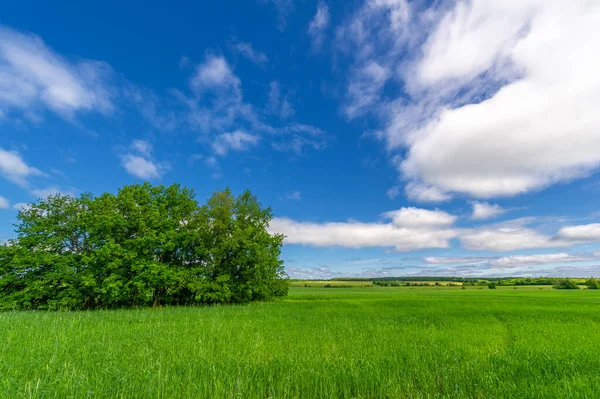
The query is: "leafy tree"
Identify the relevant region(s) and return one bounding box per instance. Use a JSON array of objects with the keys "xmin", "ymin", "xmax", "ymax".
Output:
[
  {"xmin": 0, "ymin": 184, "xmax": 288, "ymax": 310},
  {"xmin": 585, "ymin": 278, "xmax": 600, "ymax": 289},
  {"xmin": 553, "ymin": 279, "xmax": 580, "ymax": 290}
]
